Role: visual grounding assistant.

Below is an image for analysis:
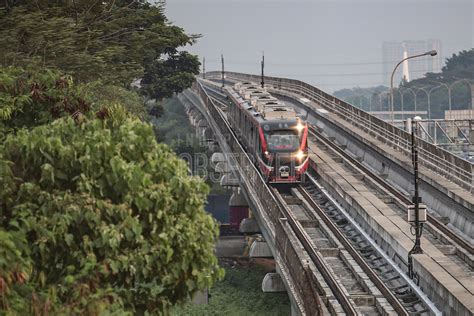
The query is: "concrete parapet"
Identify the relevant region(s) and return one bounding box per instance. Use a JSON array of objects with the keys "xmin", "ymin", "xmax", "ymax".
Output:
[
  {"xmin": 262, "ymin": 273, "xmax": 286, "ymax": 292},
  {"xmin": 413, "ymin": 254, "xmax": 474, "ymax": 315},
  {"xmin": 249, "ymin": 240, "xmax": 273, "ymax": 258}
]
